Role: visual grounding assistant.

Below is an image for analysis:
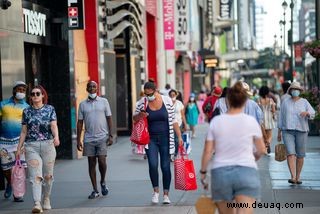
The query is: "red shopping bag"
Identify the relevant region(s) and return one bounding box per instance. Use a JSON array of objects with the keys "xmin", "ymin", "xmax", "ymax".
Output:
[
  {"xmin": 11, "ymin": 158, "xmax": 26, "ymax": 198},
  {"xmin": 174, "ymin": 147, "xmax": 197, "ymax": 191},
  {"xmin": 130, "ymin": 98, "xmax": 150, "ymax": 145}
]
